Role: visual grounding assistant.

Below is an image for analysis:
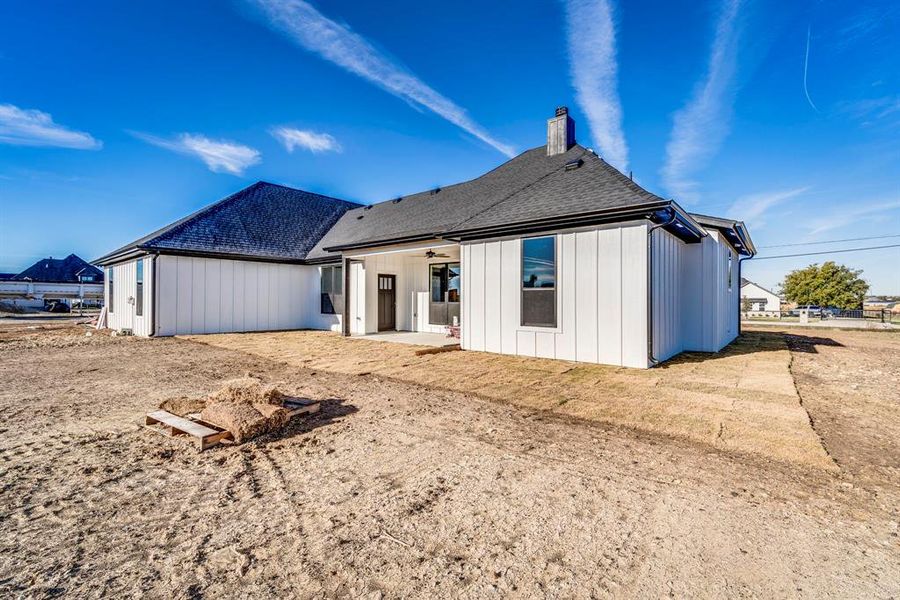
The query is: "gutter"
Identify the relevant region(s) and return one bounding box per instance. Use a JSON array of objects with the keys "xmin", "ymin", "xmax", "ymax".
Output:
[{"xmin": 647, "ymin": 210, "xmax": 677, "ymax": 367}]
